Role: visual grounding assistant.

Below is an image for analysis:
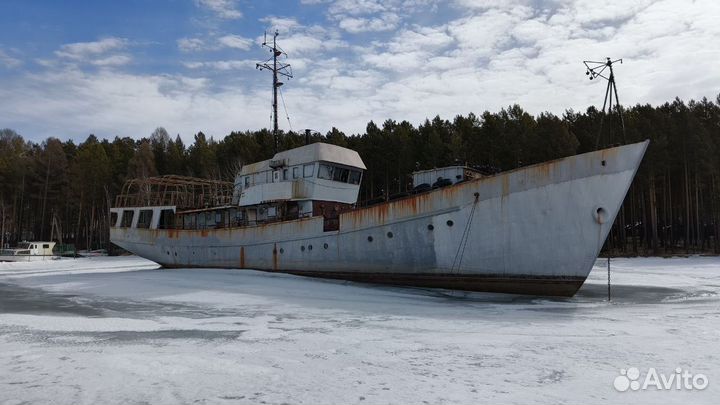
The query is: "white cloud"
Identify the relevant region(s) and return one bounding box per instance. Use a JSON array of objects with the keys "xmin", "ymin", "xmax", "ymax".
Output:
[
  {"xmin": 260, "ymin": 17, "xmax": 302, "ymax": 33},
  {"xmin": 183, "ymin": 60, "xmax": 253, "ymax": 70},
  {"xmin": 338, "ymin": 12, "xmax": 400, "ymax": 33},
  {"xmin": 55, "ymin": 37, "xmax": 127, "ymax": 60},
  {"xmin": 91, "ymin": 54, "xmax": 132, "ymax": 67},
  {"xmin": 196, "ymin": 0, "xmax": 242, "ymax": 19},
  {"xmin": 0, "ymin": 48, "xmax": 22, "ymax": 68},
  {"xmin": 218, "ymin": 35, "xmax": 252, "ymax": 50},
  {"xmin": 388, "ymin": 26, "xmax": 453, "ymax": 53},
  {"xmin": 3, "ymin": 0, "xmax": 720, "ymax": 143},
  {"xmin": 178, "ymin": 38, "xmax": 206, "ymax": 52},
  {"xmin": 328, "ymin": 0, "xmax": 387, "ymax": 16},
  {"xmin": 0, "ymin": 67, "xmax": 265, "ymax": 141}
]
